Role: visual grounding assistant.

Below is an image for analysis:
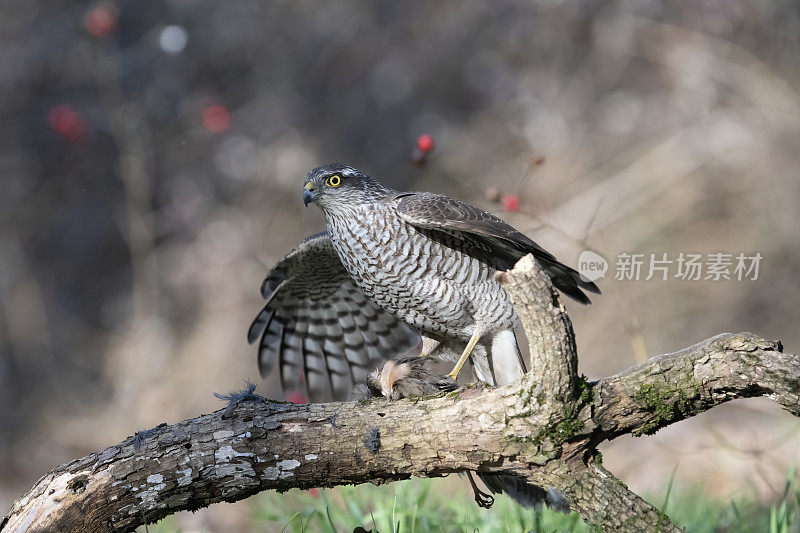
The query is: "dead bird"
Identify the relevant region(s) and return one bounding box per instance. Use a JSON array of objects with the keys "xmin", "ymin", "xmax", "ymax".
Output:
[
  {"xmin": 354, "ymin": 356, "xmax": 569, "ymax": 512},
  {"xmin": 364, "ymin": 356, "xmax": 457, "ymax": 400}
]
